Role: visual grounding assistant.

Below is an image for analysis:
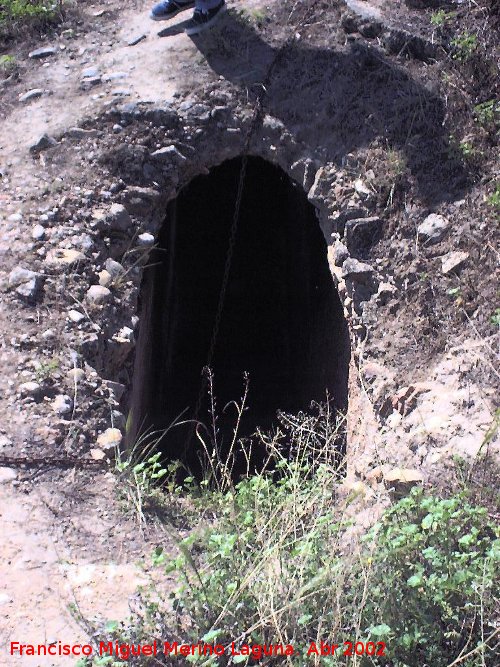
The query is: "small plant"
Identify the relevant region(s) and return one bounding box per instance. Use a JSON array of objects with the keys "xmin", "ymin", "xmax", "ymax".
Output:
[
  {"xmin": 115, "ymin": 431, "xmax": 170, "ymax": 525},
  {"xmin": 474, "ymin": 99, "xmax": 500, "ymax": 128},
  {"xmin": 487, "ymin": 182, "xmax": 500, "ymax": 211},
  {"xmin": 430, "ymin": 9, "xmax": 453, "ymax": 28},
  {"xmin": 34, "ymin": 356, "xmax": 60, "ymax": 382},
  {"xmin": 451, "ymin": 32, "xmax": 478, "ymax": 61},
  {"xmin": 0, "ymin": 54, "xmax": 16, "ymax": 73},
  {"xmin": 0, "ymin": 1, "xmax": 64, "ymax": 38},
  {"xmin": 491, "ymin": 308, "xmax": 500, "ymax": 326}
]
